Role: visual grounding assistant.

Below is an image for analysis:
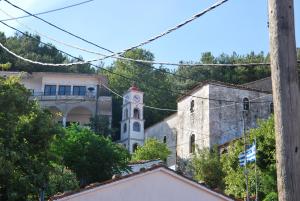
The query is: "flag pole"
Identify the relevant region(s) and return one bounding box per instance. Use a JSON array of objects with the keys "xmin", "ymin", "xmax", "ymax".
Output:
[
  {"xmin": 255, "ymin": 138, "xmax": 258, "ymax": 201},
  {"xmin": 242, "ymin": 110, "xmax": 249, "ymax": 201}
]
